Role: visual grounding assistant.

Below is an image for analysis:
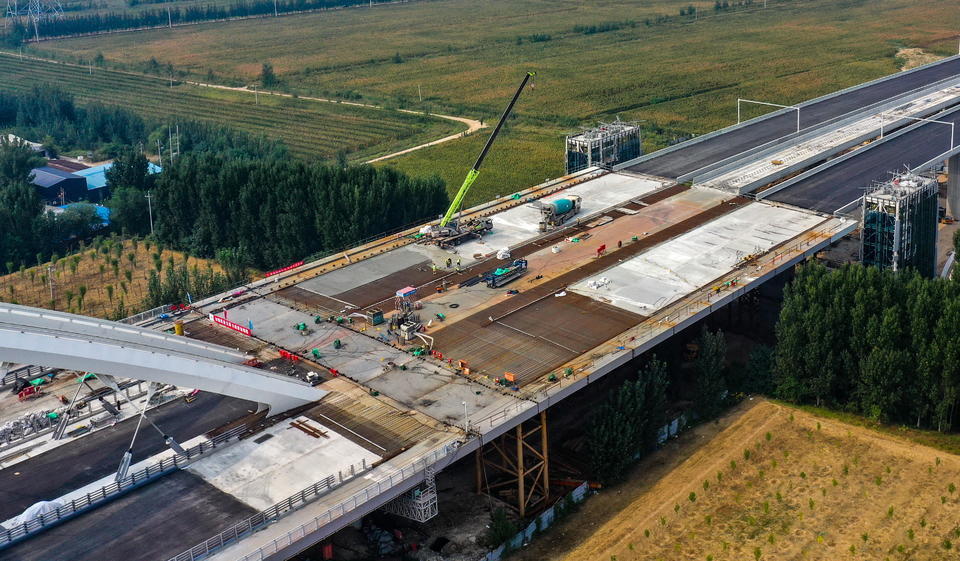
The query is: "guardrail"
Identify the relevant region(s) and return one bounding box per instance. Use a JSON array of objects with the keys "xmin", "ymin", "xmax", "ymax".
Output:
[
  {"xmin": 168, "ymin": 457, "xmax": 374, "ymax": 561},
  {"xmin": 0, "ymin": 364, "xmax": 56, "ymax": 389},
  {"xmin": 224, "ymin": 443, "xmax": 458, "ymax": 561},
  {"xmin": 118, "ymin": 303, "xmax": 178, "ymax": 326},
  {"xmin": 0, "ymin": 425, "xmax": 246, "ymax": 548}
]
